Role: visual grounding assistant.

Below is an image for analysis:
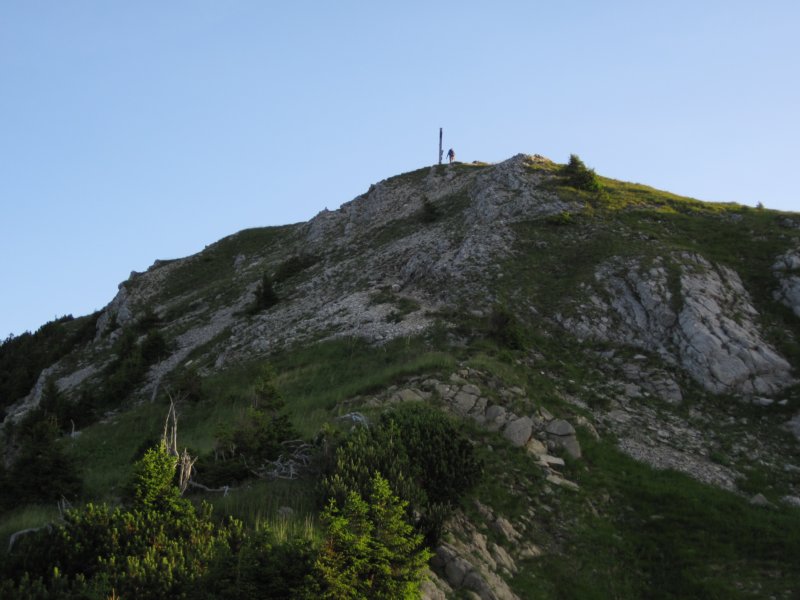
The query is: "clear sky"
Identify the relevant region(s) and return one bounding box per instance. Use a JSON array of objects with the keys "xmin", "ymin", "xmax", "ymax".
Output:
[{"xmin": 1, "ymin": 1, "xmax": 798, "ymax": 337}]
